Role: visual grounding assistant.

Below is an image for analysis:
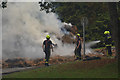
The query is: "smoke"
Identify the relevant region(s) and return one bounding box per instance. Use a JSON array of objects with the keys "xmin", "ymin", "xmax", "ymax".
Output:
[
  {"xmin": 85, "ymin": 41, "xmax": 100, "ymax": 54},
  {"xmin": 2, "ymin": 2, "xmax": 74, "ymax": 59},
  {"xmin": 2, "ymin": 2, "xmax": 100, "ymax": 59}
]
